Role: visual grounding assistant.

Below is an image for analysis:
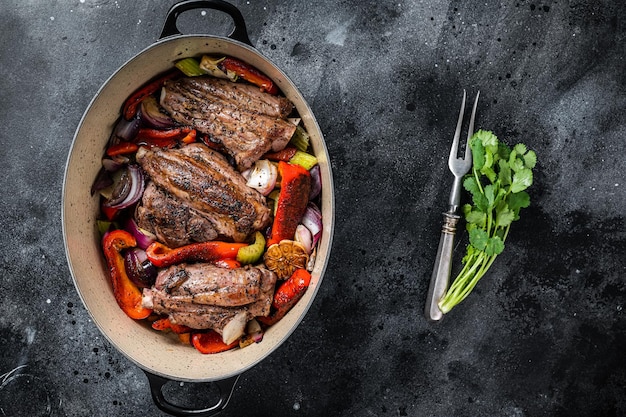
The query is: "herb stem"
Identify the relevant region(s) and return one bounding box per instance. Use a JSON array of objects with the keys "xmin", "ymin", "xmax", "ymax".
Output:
[
  {"xmin": 473, "ymin": 168, "xmax": 484, "ymax": 194},
  {"xmin": 439, "ymin": 252, "xmax": 486, "ymax": 313}
]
